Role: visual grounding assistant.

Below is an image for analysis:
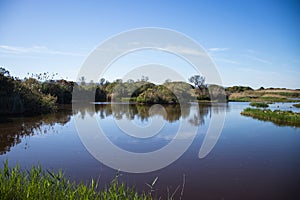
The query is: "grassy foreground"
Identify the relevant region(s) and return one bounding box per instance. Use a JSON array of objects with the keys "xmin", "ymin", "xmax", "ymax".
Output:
[
  {"xmin": 241, "ymin": 108, "xmax": 300, "ymax": 127},
  {"xmin": 0, "ymin": 161, "xmax": 151, "ymax": 200}
]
